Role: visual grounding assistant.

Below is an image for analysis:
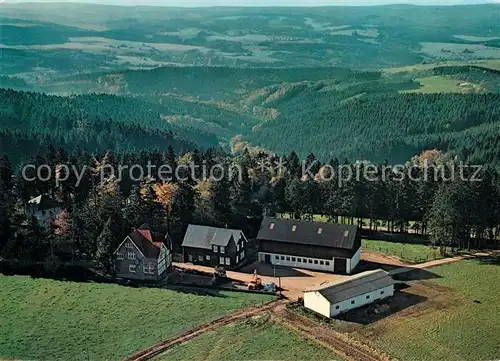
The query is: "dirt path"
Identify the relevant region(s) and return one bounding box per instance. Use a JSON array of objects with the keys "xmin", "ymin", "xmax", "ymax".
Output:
[
  {"xmin": 275, "ymin": 309, "xmax": 395, "ymax": 361},
  {"xmin": 122, "ymin": 299, "xmax": 288, "ymax": 361},
  {"xmin": 388, "ymin": 251, "xmax": 493, "ymax": 276}
]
